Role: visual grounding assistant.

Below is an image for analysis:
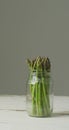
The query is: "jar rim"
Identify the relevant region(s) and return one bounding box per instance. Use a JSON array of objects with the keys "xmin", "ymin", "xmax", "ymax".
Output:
[{"xmin": 29, "ymin": 69, "xmax": 51, "ymax": 73}]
